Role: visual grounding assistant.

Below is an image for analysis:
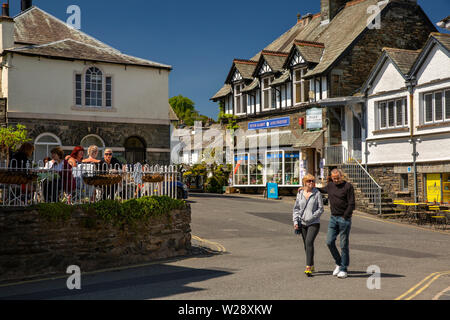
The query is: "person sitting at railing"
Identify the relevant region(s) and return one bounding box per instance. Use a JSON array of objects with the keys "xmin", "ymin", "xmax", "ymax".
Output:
[
  {"xmin": 66, "ymin": 146, "xmax": 85, "ymax": 168},
  {"xmin": 43, "ymin": 147, "xmax": 76, "ymax": 203},
  {"xmin": 10, "ymin": 142, "xmax": 34, "ymax": 169},
  {"xmin": 82, "ymin": 145, "xmax": 101, "ymax": 165},
  {"xmin": 99, "ymin": 149, "xmax": 123, "ymax": 200}
]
